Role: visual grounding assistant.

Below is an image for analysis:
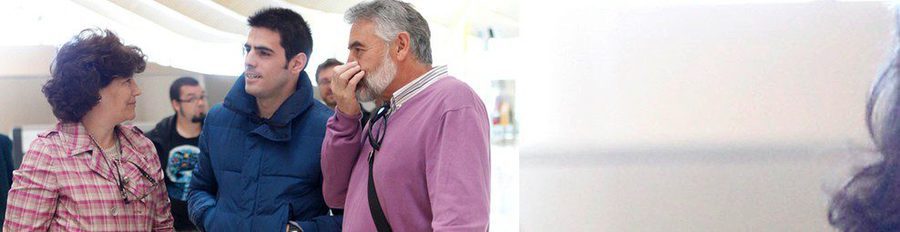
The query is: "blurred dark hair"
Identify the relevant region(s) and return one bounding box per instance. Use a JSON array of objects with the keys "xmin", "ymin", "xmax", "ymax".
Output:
[
  {"xmin": 248, "ymin": 7, "xmax": 313, "ymax": 65},
  {"xmin": 42, "ymin": 28, "xmax": 146, "ymax": 122},
  {"xmin": 169, "ymin": 76, "xmax": 200, "ymax": 102},
  {"xmin": 315, "ymin": 58, "xmax": 344, "ymax": 84},
  {"xmin": 829, "ymin": 10, "xmax": 900, "ymax": 231}
]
